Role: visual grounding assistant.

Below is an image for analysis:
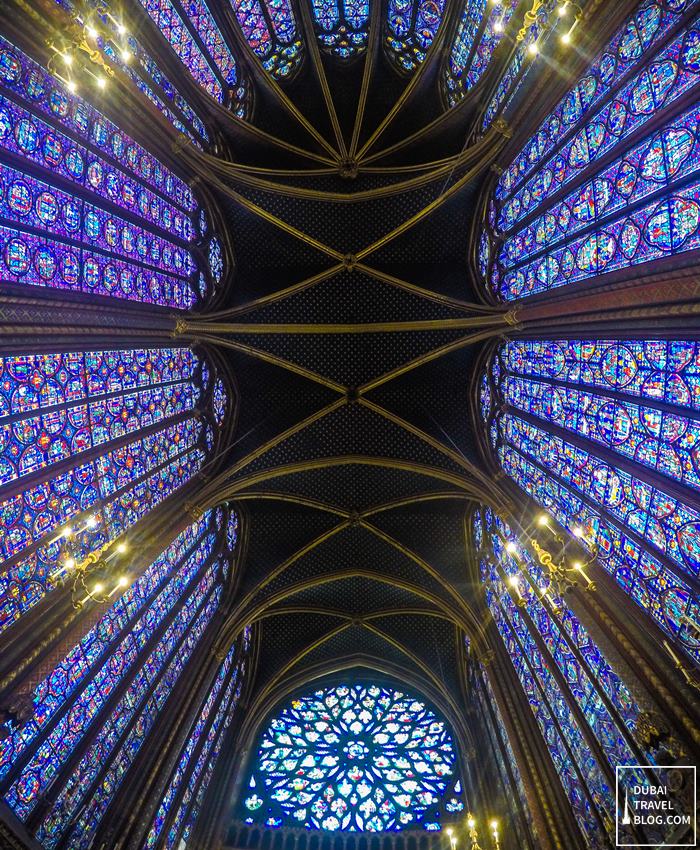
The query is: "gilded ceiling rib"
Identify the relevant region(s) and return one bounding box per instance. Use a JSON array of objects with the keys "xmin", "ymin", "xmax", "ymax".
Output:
[
  {"xmin": 182, "ymin": 334, "xmax": 347, "ymax": 392},
  {"xmin": 295, "ymin": 0, "xmax": 348, "ymax": 159},
  {"xmin": 359, "ymin": 99, "xmax": 479, "ymax": 166},
  {"xmin": 359, "ymin": 620, "xmax": 470, "ymax": 721},
  {"xmin": 356, "ymin": 263, "xmax": 507, "ymax": 312},
  {"xmin": 179, "ymin": 141, "xmax": 495, "ymax": 202},
  {"xmin": 233, "ymin": 492, "xmax": 351, "ymax": 517},
  {"xmin": 221, "ymin": 16, "xmax": 340, "ymax": 161},
  {"xmin": 200, "ymin": 266, "xmax": 345, "ymax": 319},
  {"xmin": 354, "ymin": 0, "xmax": 455, "ymax": 162},
  {"xmin": 233, "ymin": 656, "xmax": 478, "ymax": 764},
  {"xmin": 177, "ymin": 114, "xmax": 338, "ymax": 167},
  {"xmin": 182, "ymin": 317, "xmax": 516, "ymax": 333},
  {"xmin": 355, "ymin": 138, "xmax": 507, "ymax": 261},
  {"xmin": 360, "ymin": 492, "xmax": 475, "ymax": 516},
  {"xmin": 358, "ymin": 520, "xmax": 491, "ymax": 645},
  {"xmin": 357, "ymin": 327, "xmax": 515, "ymax": 394},
  {"xmin": 349, "ymin": 0, "xmax": 382, "ymax": 158},
  {"xmin": 358, "ymin": 398, "xmax": 501, "ymax": 494},
  {"xmin": 215, "ymin": 398, "xmax": 346, "ymax": 479},
  {"xmin": 218, "ymin": 570, "xmax": 480, "ymax": 654},
  {"xmin": 209, "ymin": 457, "xmax": 495, "ymax": 503}
]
